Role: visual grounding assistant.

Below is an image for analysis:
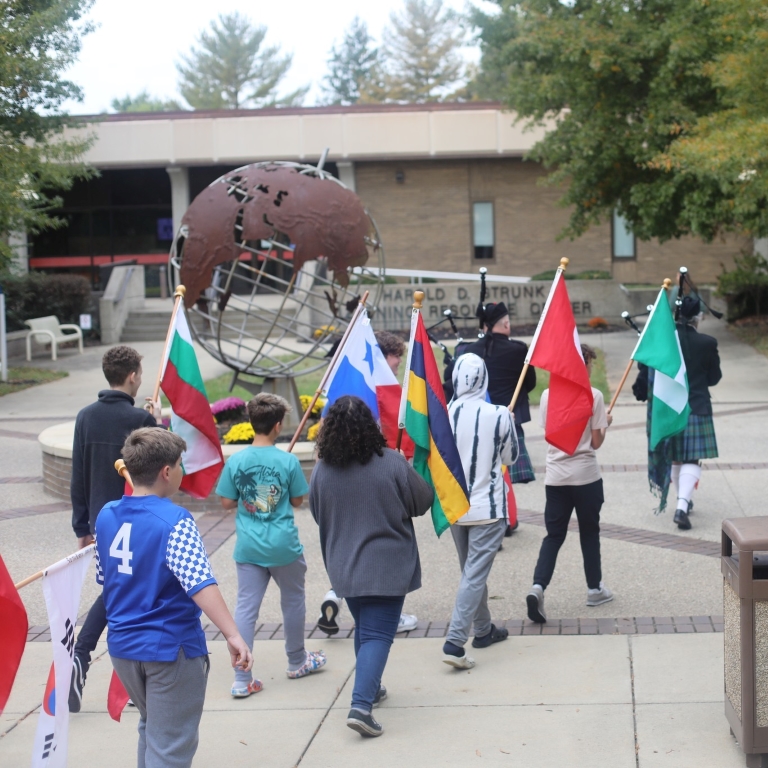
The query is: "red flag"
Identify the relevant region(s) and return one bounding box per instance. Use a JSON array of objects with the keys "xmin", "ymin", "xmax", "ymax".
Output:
[
  {"xmin": 529, "ymin": 277, "xmax": 594, "ymax": 455},
  {"xmin": 108, "ymin": 670, "xmax": 131, "ymax": 722},
  {"xmin": 503, "ymin": 467, "xmax": 518, "ymax": 528},
  {"xmin": 0, "ymin": 553, "xmax": 28, "ymax": 714}
]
